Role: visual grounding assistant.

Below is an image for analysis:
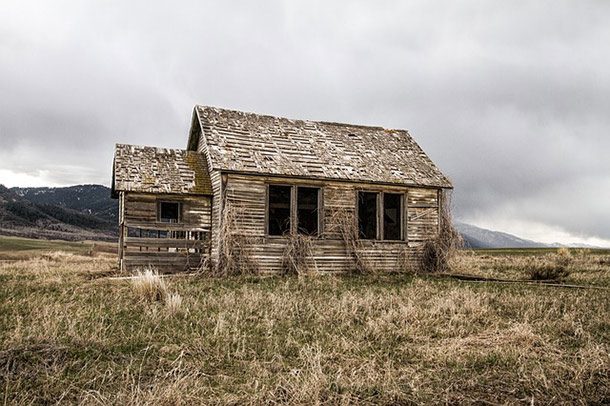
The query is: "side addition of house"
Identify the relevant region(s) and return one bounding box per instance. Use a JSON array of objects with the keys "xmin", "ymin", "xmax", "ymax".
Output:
[{"xmin": 111, "ymin": 106, "xmax": 452, "ymax": 273}]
